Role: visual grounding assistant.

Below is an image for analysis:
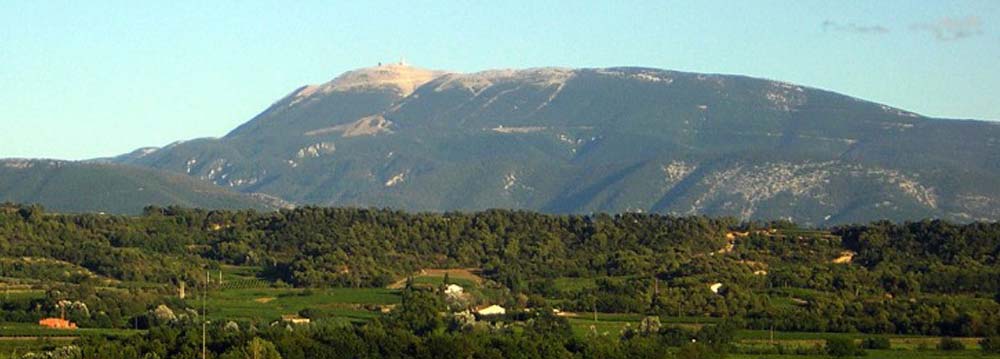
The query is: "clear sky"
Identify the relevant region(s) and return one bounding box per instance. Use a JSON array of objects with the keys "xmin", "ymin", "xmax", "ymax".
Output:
[{"xmin": 2, "ymin": 1, "xmax": 998, "ymax": 160}]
